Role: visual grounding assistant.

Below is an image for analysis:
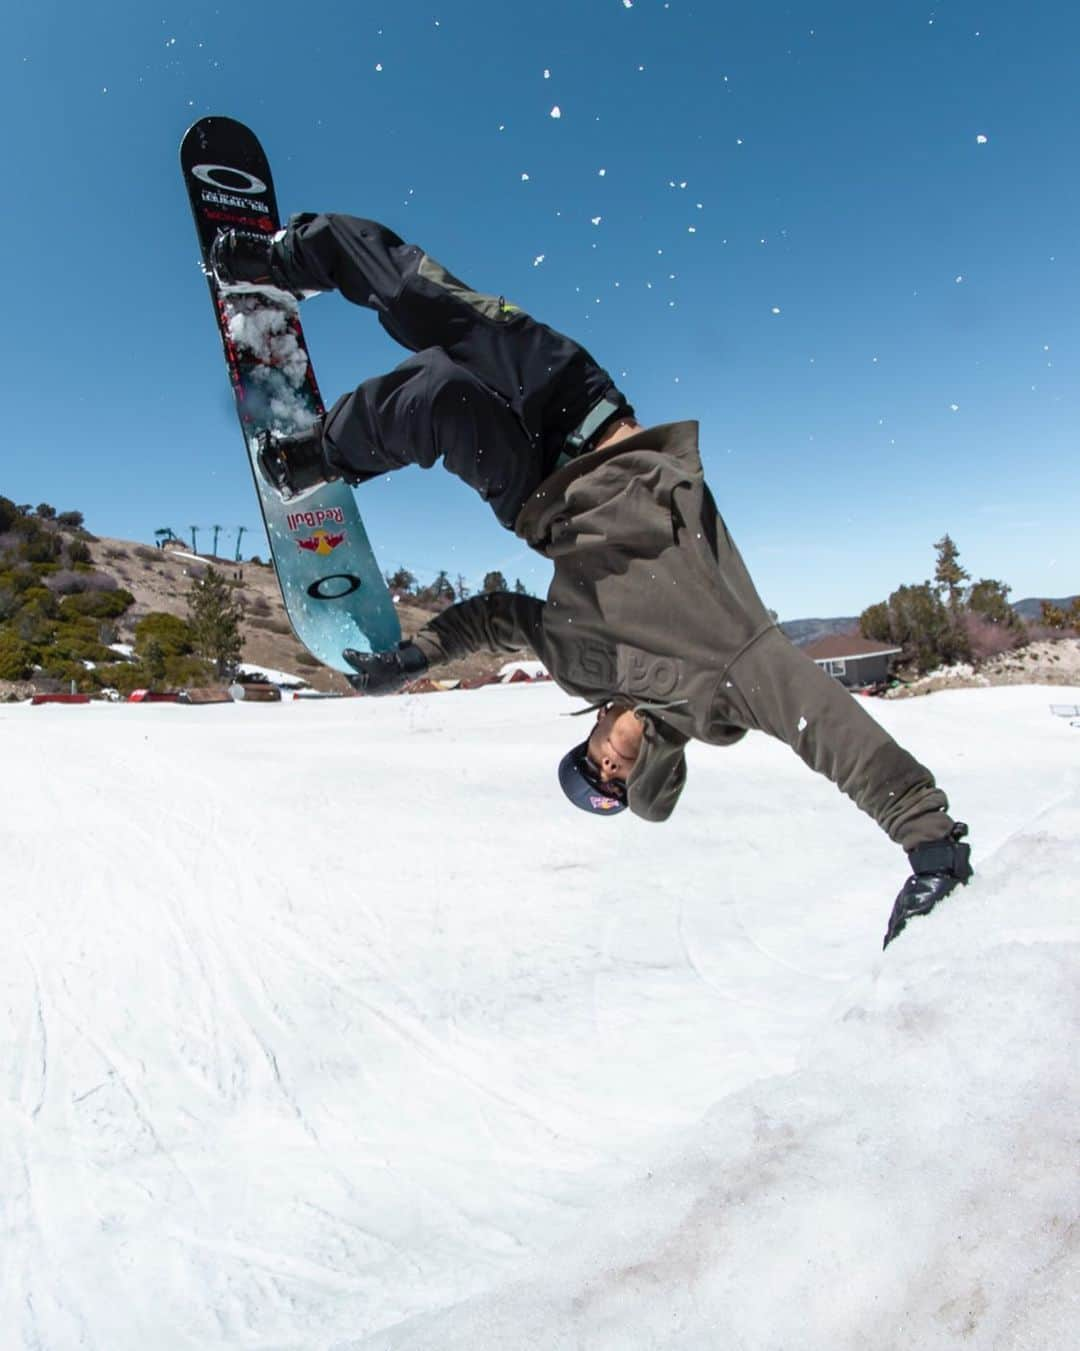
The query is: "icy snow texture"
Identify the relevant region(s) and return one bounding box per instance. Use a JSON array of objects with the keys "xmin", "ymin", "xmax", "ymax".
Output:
[{"xmin": 1, "ymin": 684, "xmax": 1076, "ymax": 1349}]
